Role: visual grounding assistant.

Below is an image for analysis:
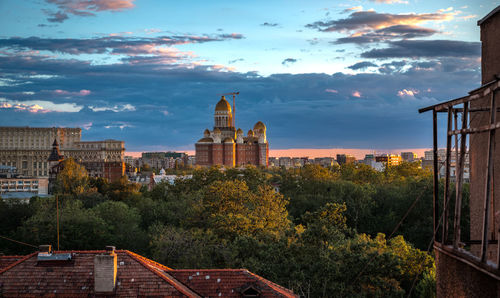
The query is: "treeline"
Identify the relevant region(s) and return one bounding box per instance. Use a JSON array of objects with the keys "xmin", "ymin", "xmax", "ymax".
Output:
[{"xmin": 0, "ymin": 159, "xmax": 466, "ymax": 297}]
